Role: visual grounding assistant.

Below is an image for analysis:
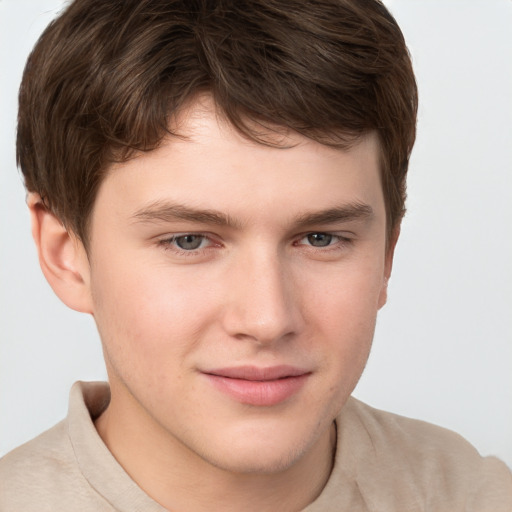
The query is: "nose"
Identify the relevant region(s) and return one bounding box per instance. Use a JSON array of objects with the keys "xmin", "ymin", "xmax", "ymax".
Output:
[{"xmin": 221, "ymin": 248, "xmax": 303, "ymax": 345}]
